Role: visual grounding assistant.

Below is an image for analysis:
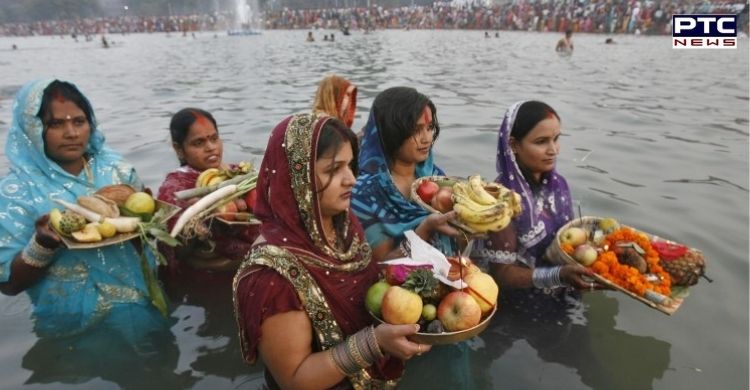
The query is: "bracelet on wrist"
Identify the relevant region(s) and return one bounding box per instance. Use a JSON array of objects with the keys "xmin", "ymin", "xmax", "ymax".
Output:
[
  {"xmin": 532, "ymin": 266, "xmax": 564, "ymax": 289},
  {"xmin": 21, "ymin": 233, "xmax": 59, "ymax": 268},
  {"xmin": 330, "ymin": 327, "xmax": 381, "ymax": 375}
]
